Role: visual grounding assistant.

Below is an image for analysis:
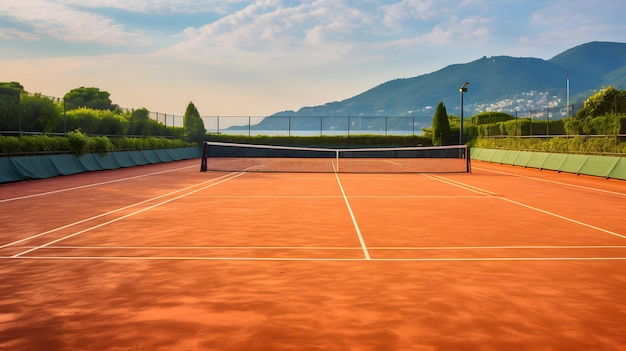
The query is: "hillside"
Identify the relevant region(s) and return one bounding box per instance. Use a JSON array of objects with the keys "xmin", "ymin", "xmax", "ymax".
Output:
[
  {"xmin": 272, "ymin": 41, "xmax": 626, "ymax": 118},
  {"xmin": 549, "ymin": 41, "xmax": 626, "ymax": 83},
  {"xmin": 230, "ymin": 41, "xmax": 626, "ymax": 132}
]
